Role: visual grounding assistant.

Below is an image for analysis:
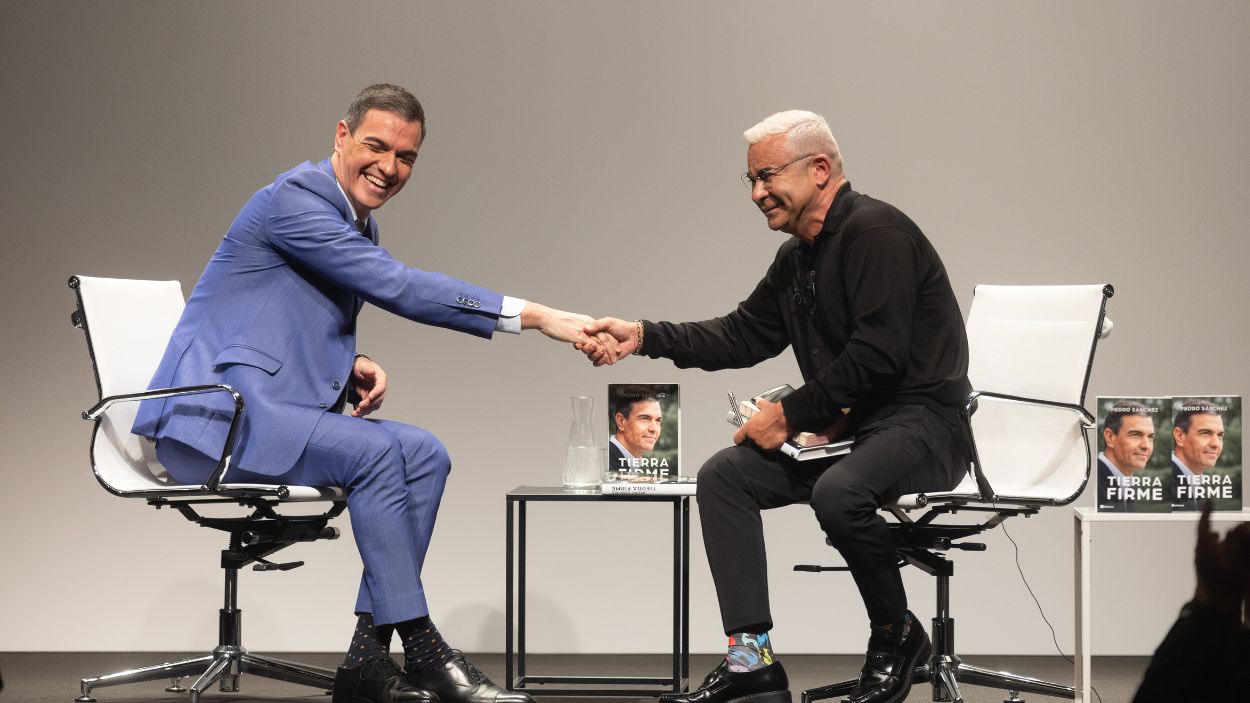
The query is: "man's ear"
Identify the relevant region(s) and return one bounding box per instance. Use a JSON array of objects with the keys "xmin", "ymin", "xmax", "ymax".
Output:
[
  {"xmin": 334, "ymin": 120, "xmax": 350, "ymax": 153},
  {"xmin": 811, "ymin": 154, "xmax": 832, "ymax": 187},
  {"xmin": 614, "ymin": 412, "xmax": 626, "ymax": 432},
  {"xmin": 1173, "ymin": 426, "xmax": 1185, "ymax": 445},
  {"xmin": 1103, "ymin": 427, "xmax": 1115, "ymax": 446}
]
